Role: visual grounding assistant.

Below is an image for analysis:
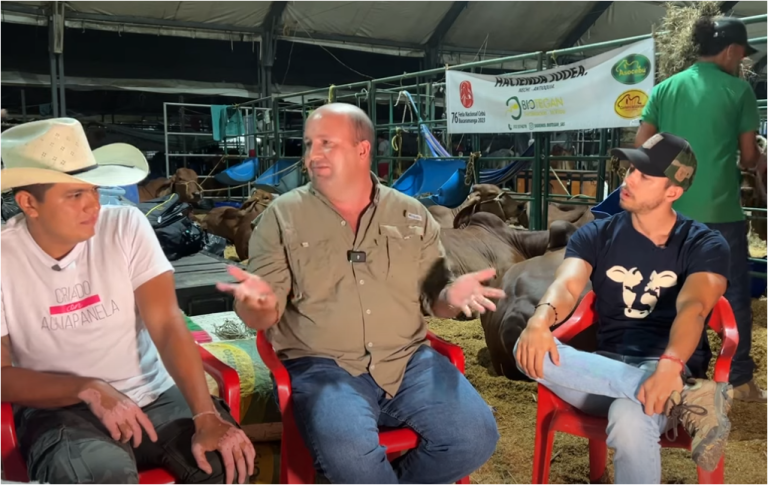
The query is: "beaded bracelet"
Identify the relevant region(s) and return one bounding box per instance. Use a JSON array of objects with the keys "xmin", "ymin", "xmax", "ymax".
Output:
[{"xmin": 534, "ymin": 302, "xmax": 559, "ymax": 325}]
